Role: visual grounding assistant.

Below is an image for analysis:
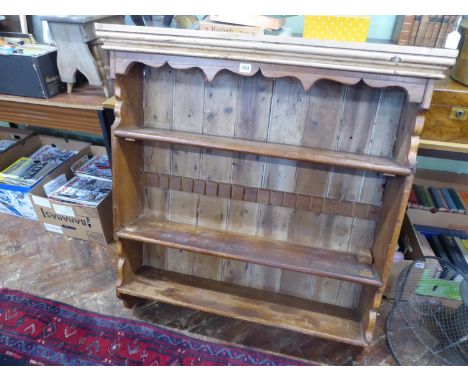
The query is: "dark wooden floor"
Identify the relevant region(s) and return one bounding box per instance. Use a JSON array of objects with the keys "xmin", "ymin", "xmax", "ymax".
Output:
[{"xmin": 0, "ymin": 213, "xmax": 397, "ymax": 365}]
